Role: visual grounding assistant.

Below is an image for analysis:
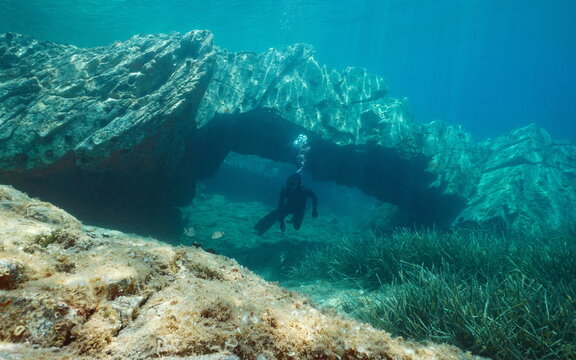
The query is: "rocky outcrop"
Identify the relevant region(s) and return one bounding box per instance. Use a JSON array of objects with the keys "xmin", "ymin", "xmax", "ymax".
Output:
[
  {"xmin": 456, "ymin": 124, "xmax": 576, "ymax": 229},
  {"xmin": 0, "ymin": 31, "xmax": 214, "ymax": 171},
  {"xmin": 0, "ymin": 184, "xmax": 482, "ymax": 360},
  {"xmin": 195, "ymin": 43, "xmax": 413, "ymax": 148},
  {"xmin": 0, "ymin": 31, "xmax": 216, "ymax": 238},
  {"xmin": 0, "ymin": 31, "xmax": 574, "ymax": 234}
]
